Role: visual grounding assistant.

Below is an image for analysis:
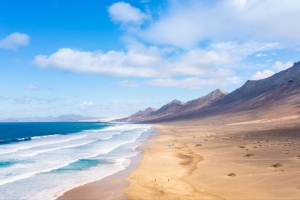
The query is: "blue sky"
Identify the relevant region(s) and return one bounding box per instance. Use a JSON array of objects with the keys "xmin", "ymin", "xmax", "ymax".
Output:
[{"xmin": 1, "ymin": 0, "xmax": 300, "ymax": 118}]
